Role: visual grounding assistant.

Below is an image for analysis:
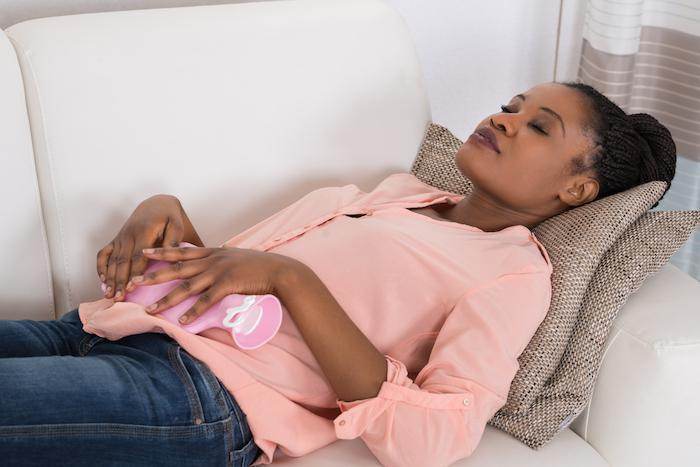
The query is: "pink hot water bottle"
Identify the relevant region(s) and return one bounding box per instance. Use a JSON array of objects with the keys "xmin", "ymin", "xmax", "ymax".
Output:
[{"xmin": 100, "ymin": 242, "xmax": 283, "ymax": 350}]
